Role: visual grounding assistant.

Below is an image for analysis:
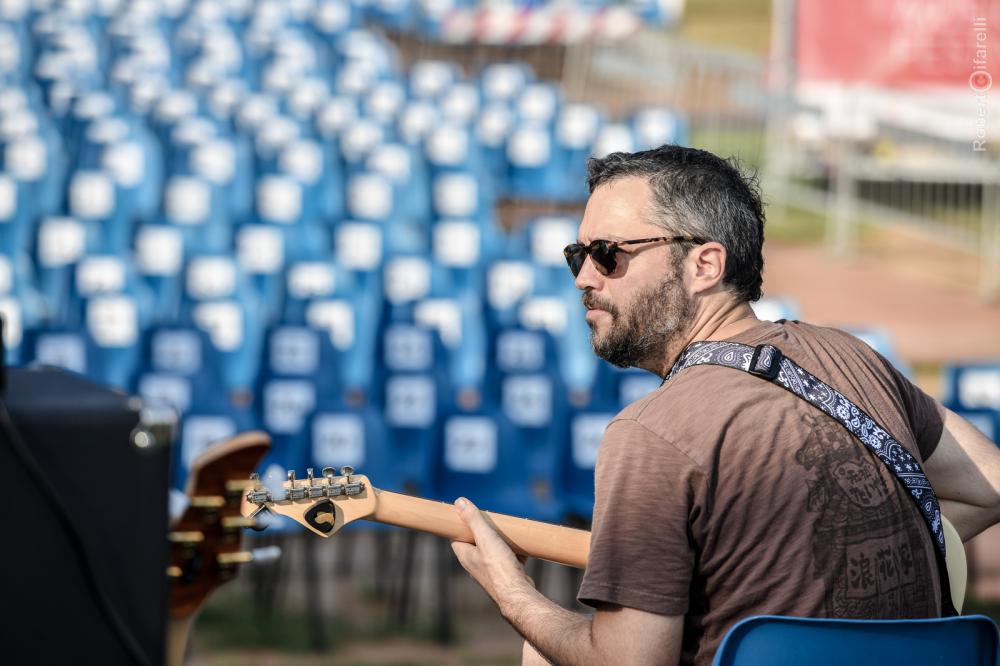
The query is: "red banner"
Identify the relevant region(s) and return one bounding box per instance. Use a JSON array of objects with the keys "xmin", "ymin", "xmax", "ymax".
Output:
[{"xmin": 796, "ymin": 0, "xmax": 999, "ymax": 90}]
